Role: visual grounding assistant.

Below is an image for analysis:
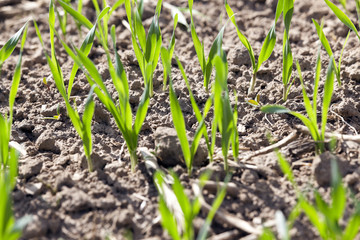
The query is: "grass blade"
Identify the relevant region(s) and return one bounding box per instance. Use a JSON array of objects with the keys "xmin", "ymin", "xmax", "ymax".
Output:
[
  {"xmin": 169, "ymin": 77, "xmax": 191, "ymax": 170},
  {"xmin": 68, "ymin": 22, "xmax": 98, "ymax": 98},
  {"xmin": 321, "ymin": 58, "xmax": 335, "ymax": 140},
  {"xmin": 324, "ymin": 0, "xmax": 360, "ymax": 41},
  {"xmin": 9, "ymin": 23, "xmax": 28, "ymax": 122},
  {"xmin": 256, "ymin": 24, "xmax": 276, "ymax": 72},
  {"xmin": 197, "ymin": 174, "xmax": 230, "ymax": 240},
  {"xmin": 58, "ymin": 0, "xmax": 93, "ymax": 29},
  {"xmin": 225, "ymin": 0, "xmax": 255, "ymax": 69},
  {"xmin": 0, "ymin": 21, "xmax": 28, "ymax": 70},
  {"xmin": 204, "ymin": 25, "xmax": 226, "ymax": 91},
  {"xmin": 296, "ymin": 61, "xmax": 317, "ymax": 126}
]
